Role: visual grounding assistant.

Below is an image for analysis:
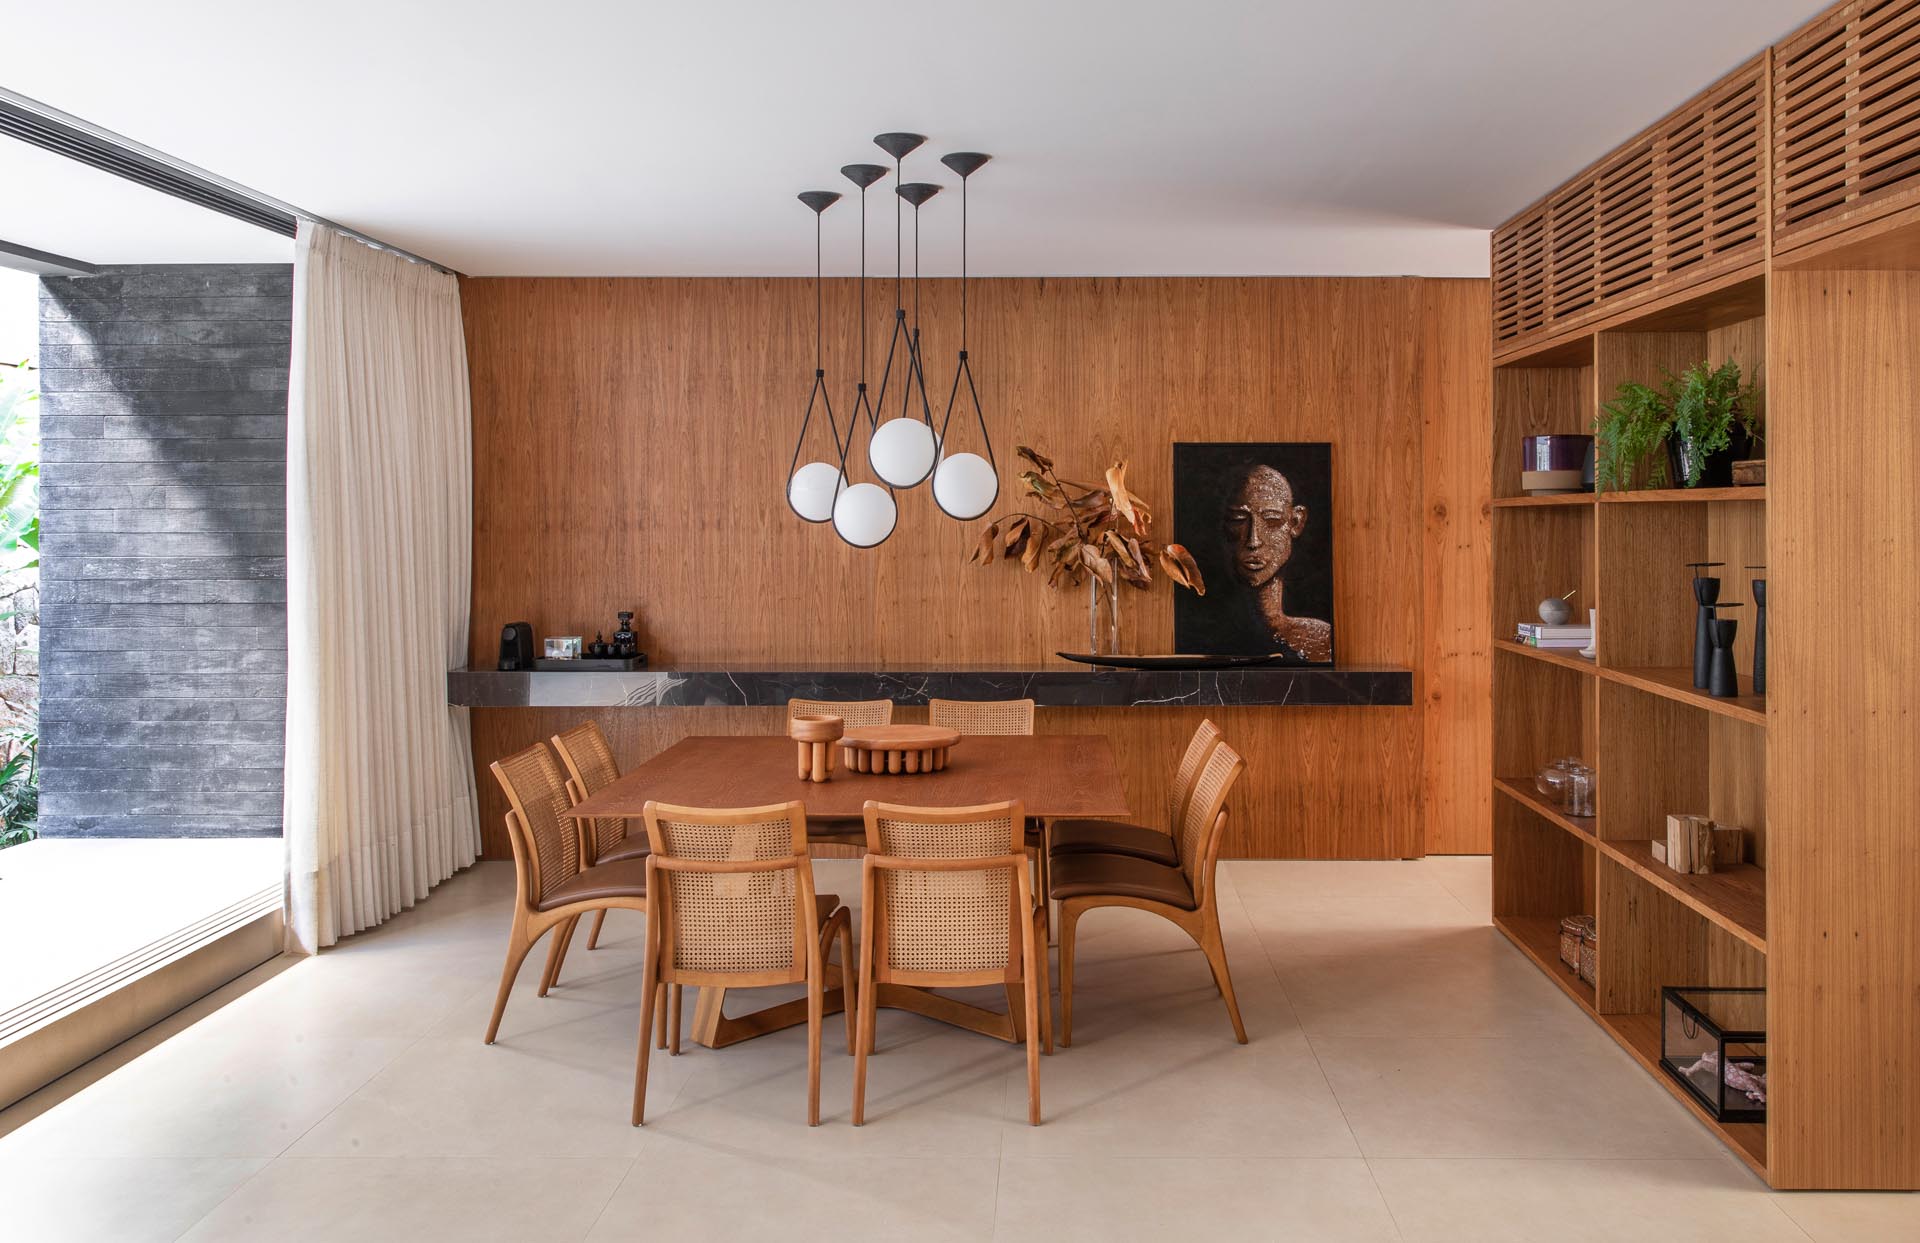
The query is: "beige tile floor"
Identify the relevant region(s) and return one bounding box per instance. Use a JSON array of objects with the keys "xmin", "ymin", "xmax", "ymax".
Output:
[{"xmin": 0, "ymin": 856, "xmax": 1913, "ymax": 1242}]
